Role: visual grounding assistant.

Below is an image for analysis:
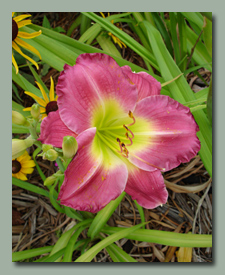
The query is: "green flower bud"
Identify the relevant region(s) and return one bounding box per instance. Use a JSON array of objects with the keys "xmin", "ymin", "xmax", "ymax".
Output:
[
  {"xmin": 42, "ymin": 144, "xmax": 53, "ymax": 153},
  {"xmin": 31, "ymin": 104, "xmax": 40, "ymax": 119},
  {"xmin": 12, "ymin": 111, "xmax": 29, "ymax": 126},
  {"xmin": 62, "ymin": 136, "xmax": 78, "ymax": 159},
  {"xmin": 12, "ymin": 137, "xmax": 35, "ymax": 159},
  {"xmin": 44, "ymin": 175, "xmax": 57, "ymax": 186},
  {"xmin": 43, "ymin": 149, "xmax": 58, "ymax": 161}
]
